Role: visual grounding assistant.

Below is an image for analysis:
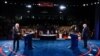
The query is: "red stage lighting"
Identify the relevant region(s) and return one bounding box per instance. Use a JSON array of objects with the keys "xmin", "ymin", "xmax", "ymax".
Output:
[{"xmin": 37, "ymin": 2, "xmax": 54, "ymax": 7}]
